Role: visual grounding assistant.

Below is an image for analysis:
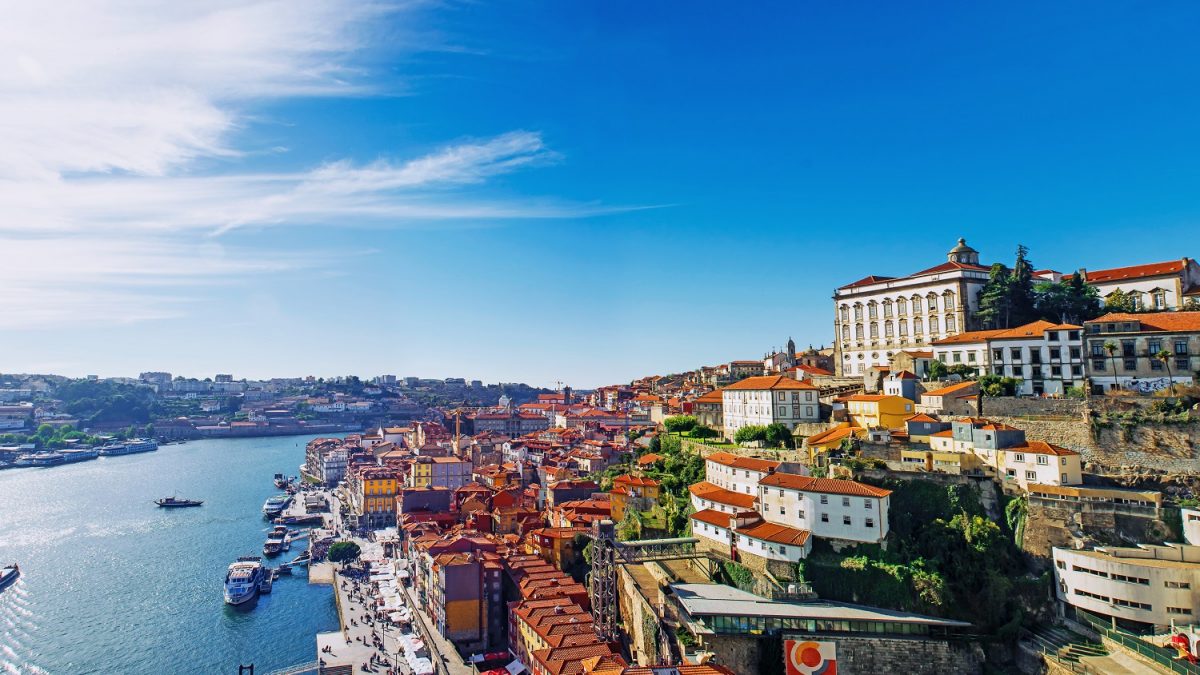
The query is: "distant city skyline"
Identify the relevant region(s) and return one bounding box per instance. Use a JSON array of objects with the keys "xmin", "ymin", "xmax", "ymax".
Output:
[{"xmin": 4, "ymin": 2, "xmax": 1200, "ymax": 387}]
